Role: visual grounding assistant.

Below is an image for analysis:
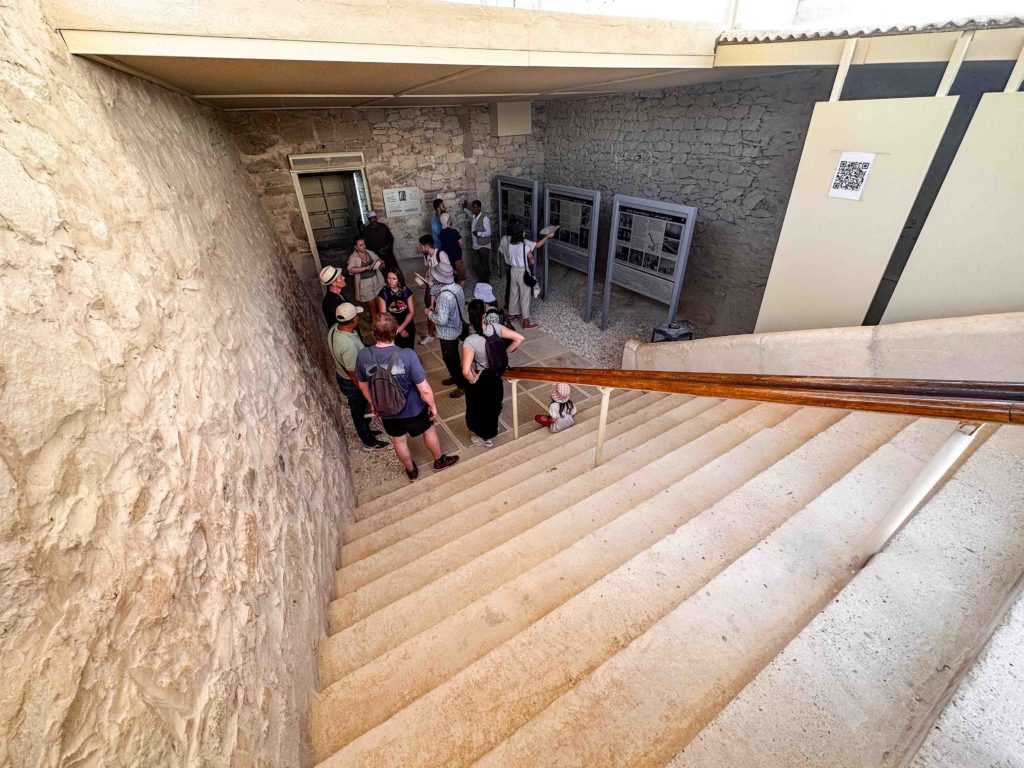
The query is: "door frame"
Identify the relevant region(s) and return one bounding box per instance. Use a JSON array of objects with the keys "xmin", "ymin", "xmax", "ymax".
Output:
[{"xmin": 288, "ymin": 152, "xmax": 371, "ymax": 289}]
